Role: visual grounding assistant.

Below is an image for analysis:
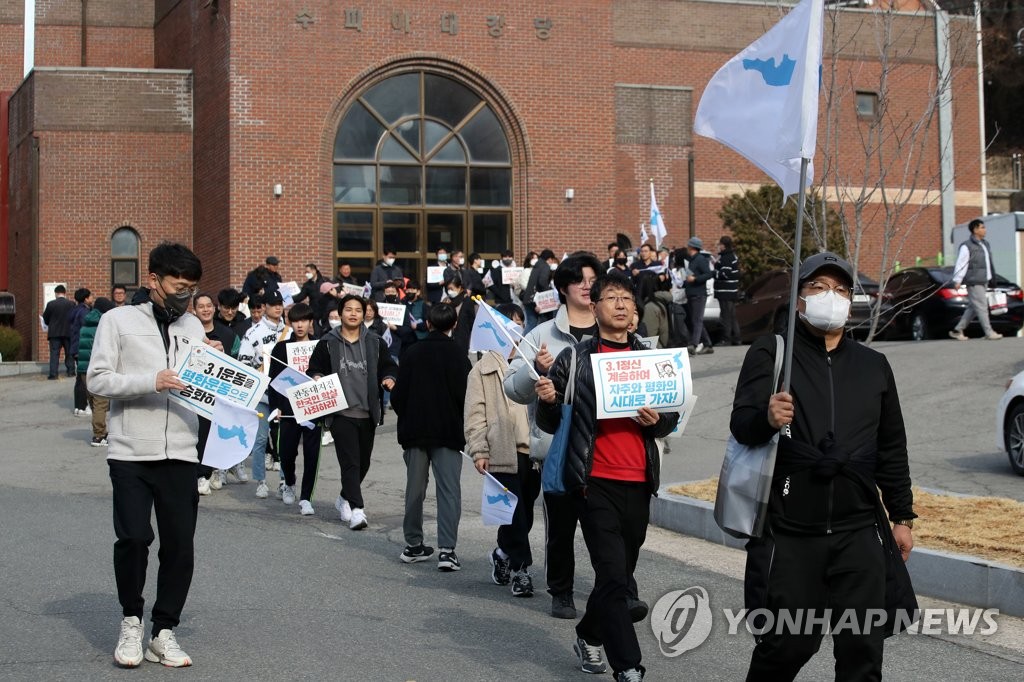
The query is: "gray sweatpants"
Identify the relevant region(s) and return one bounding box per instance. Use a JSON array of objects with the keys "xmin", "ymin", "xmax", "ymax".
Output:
[
  {"xmin": 403, "ymin": 447, "xmax": 462, "ymax": 550},
  {"xmin": 955, "ymin": 283, "xmax": 995, "ymax": 336}
]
